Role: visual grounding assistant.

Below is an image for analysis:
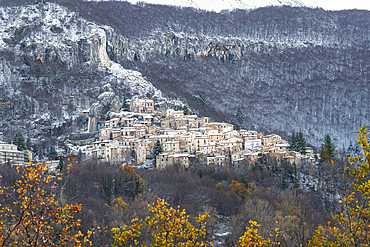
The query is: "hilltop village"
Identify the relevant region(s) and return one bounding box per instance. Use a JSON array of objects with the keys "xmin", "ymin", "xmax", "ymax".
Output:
[{"xmin": 84, "ymin": 97, "xmax": 319, "ymax": 170}]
